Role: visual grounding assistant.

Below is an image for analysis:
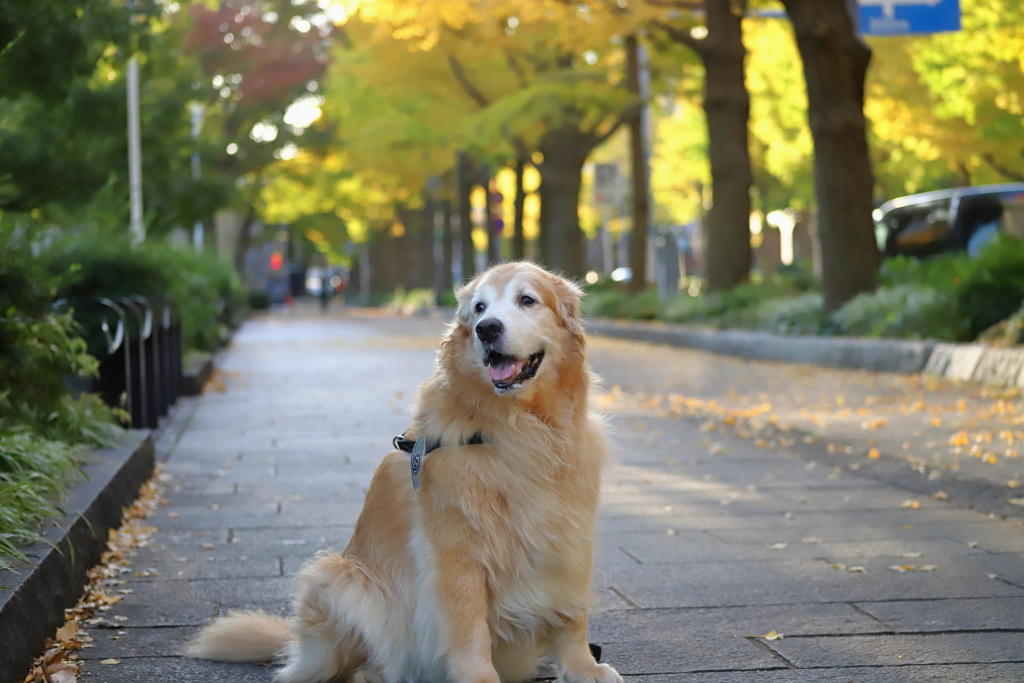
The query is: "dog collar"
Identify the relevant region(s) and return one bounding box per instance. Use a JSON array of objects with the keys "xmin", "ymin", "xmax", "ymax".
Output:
[{"xmin": 393, "ymin": 433, "xmax": 485, "ymax": 490}]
